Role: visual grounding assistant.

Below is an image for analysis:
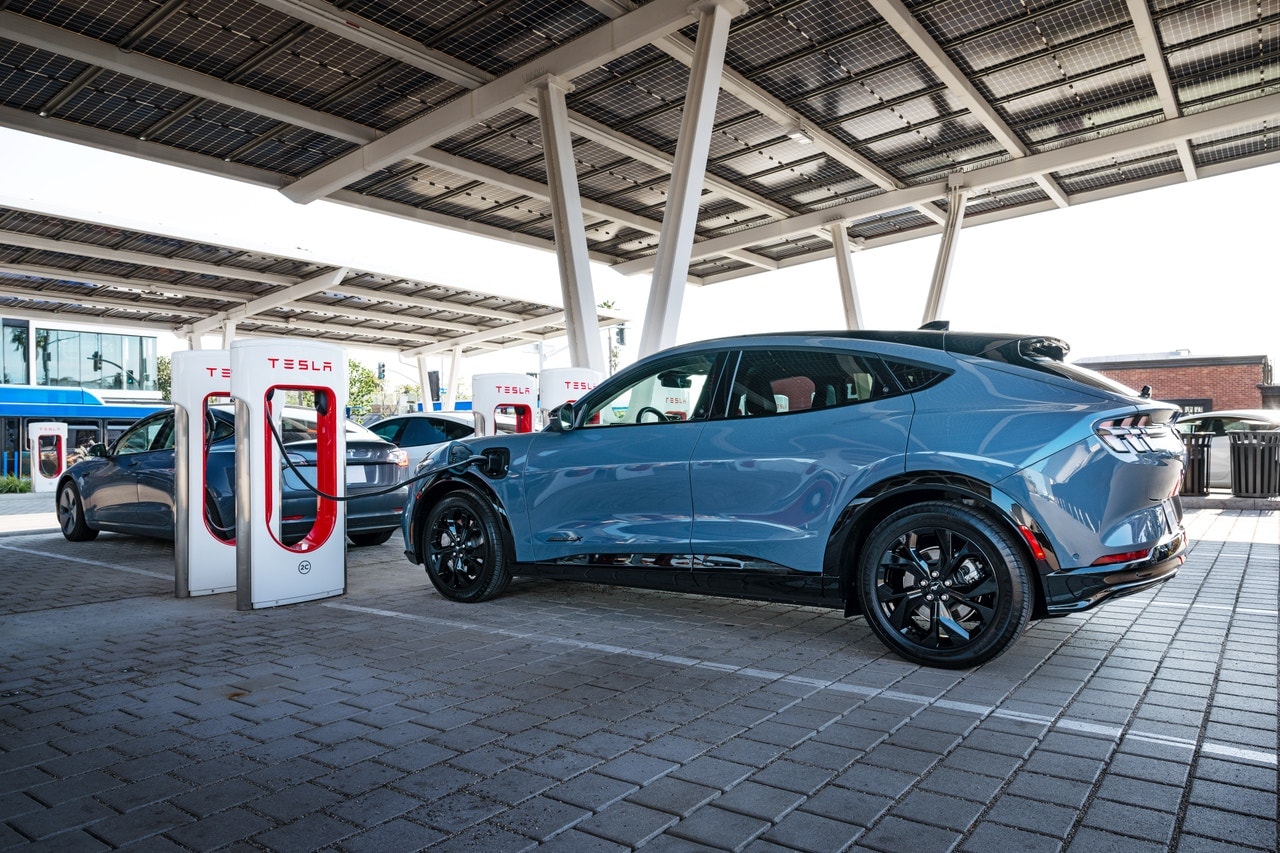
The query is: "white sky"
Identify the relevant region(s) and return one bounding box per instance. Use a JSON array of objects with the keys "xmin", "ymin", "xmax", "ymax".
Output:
[{"xmin": 2, "ymin": 125, "xmax": 1277, "ymax": 383}]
